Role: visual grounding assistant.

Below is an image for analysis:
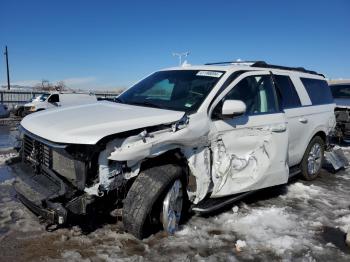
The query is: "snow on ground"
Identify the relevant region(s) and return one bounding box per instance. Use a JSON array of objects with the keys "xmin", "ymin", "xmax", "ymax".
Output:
[
  {"xmin": 0, "ymin": 153, "xmax": 18, "ymax": 165},
  {"xmin": 0, "ymin": 128, "xmax": 350, "ymax": 261},
  {"xmin": 0, "ymin": 153, "xmax": 43, "ymax": 242}
]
